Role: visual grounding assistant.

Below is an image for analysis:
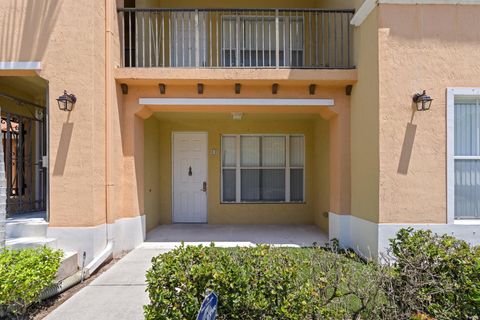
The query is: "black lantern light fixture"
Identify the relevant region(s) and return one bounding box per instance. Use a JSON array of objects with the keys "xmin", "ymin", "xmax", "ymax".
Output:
[
  {"xmin": 413, "ymin": 90, "xmax": 433, "ymax": 111},
  {"xmin": 56, "ymin": 90, "xmax": 77, "ymax": 112}
]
